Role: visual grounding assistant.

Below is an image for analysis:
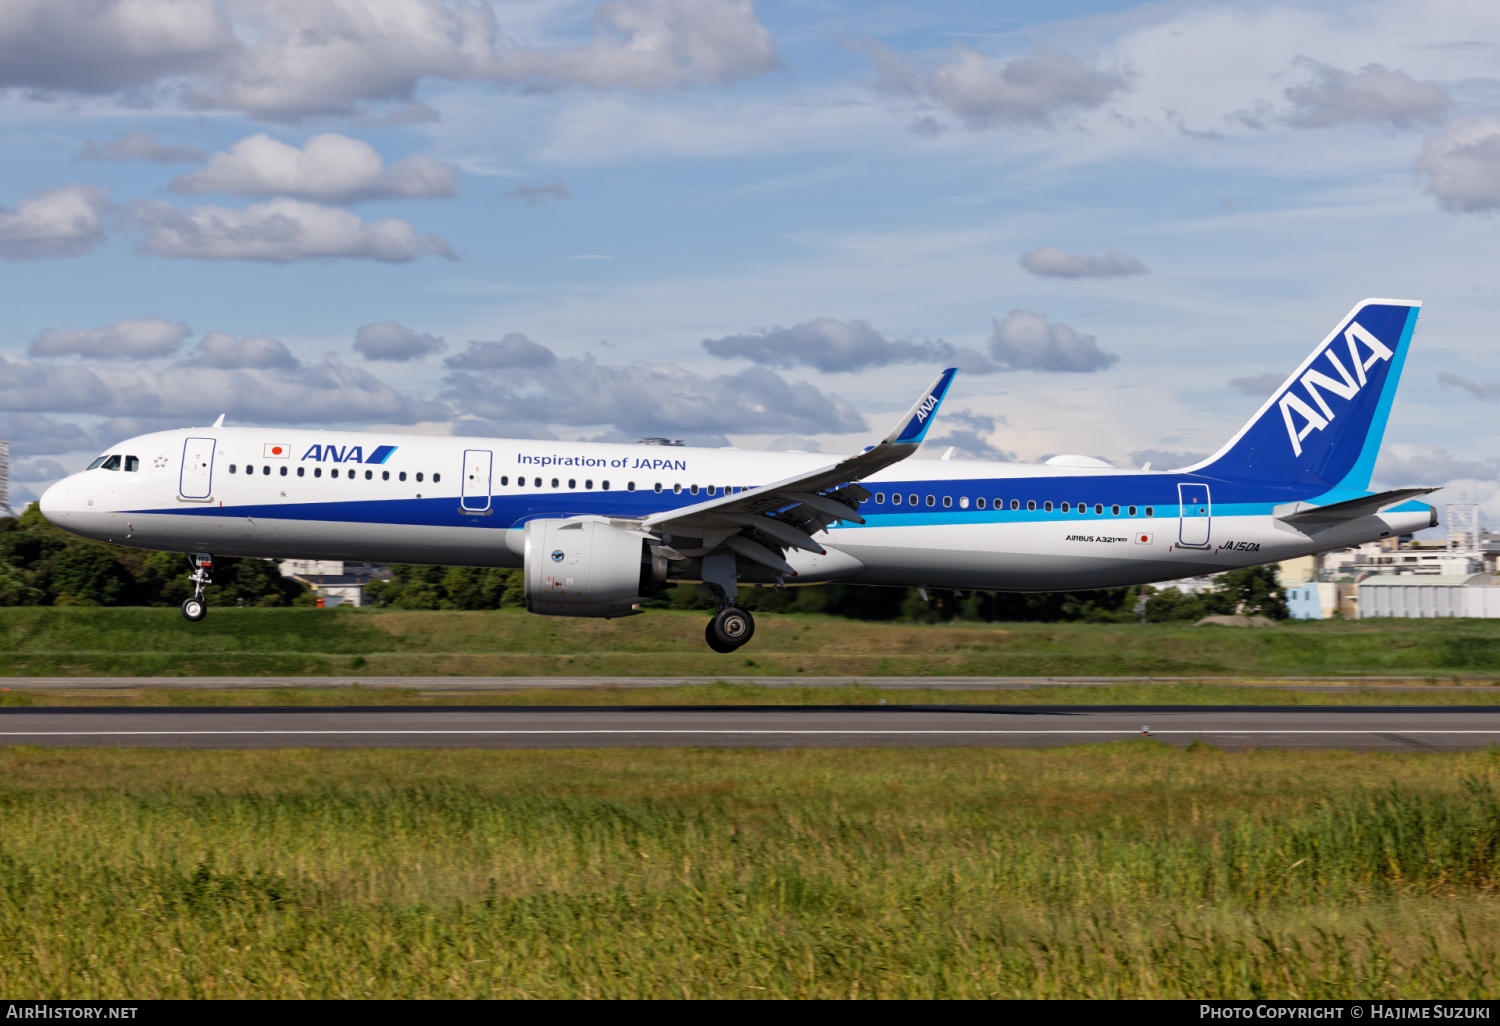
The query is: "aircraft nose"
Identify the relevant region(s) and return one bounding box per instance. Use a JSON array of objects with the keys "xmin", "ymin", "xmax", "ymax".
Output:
[{"xmin": 38, "ymin": 476, "xmax": 75, "ymax": 523}]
